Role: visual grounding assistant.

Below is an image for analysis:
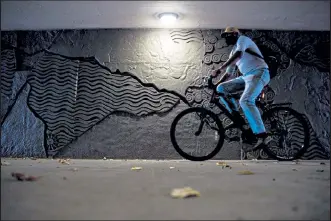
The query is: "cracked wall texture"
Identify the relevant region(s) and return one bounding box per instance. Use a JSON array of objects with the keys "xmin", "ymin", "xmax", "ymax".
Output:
[{"xmin": 1, "ymin": 29, "xmax": 329, "ymax": 160}]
